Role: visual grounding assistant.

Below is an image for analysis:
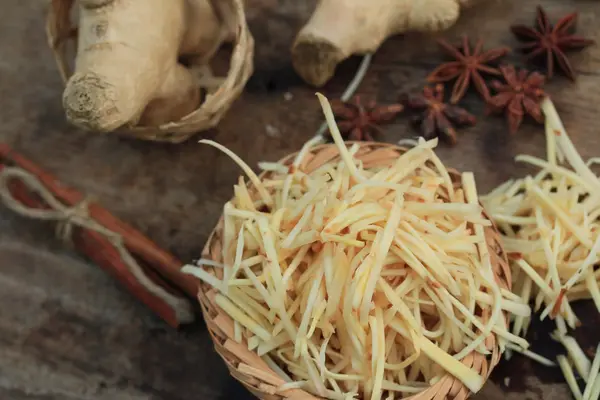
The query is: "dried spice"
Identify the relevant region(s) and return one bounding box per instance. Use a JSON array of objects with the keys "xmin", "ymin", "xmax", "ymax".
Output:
[
  {"xmin": 487, "ymin": 65, "xmax": 547, "ymax": 134},
  {"xmin": 427, "ymin": 36, "xmax": 510, "ymax": 104},
  {"xmin": 401, "ymin": 84, "xmax": 476, "ymax": 145},
  {"xmin": 511, "ymin": 6, "xmax": 594, "ymax": 81},
  {"xmin": 0, "ymin": 144, "xmax": 197, "ymax": 328},
  {"xmin": 330, "ymin": 96, "xmax": 404, "ymax": 141}
]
